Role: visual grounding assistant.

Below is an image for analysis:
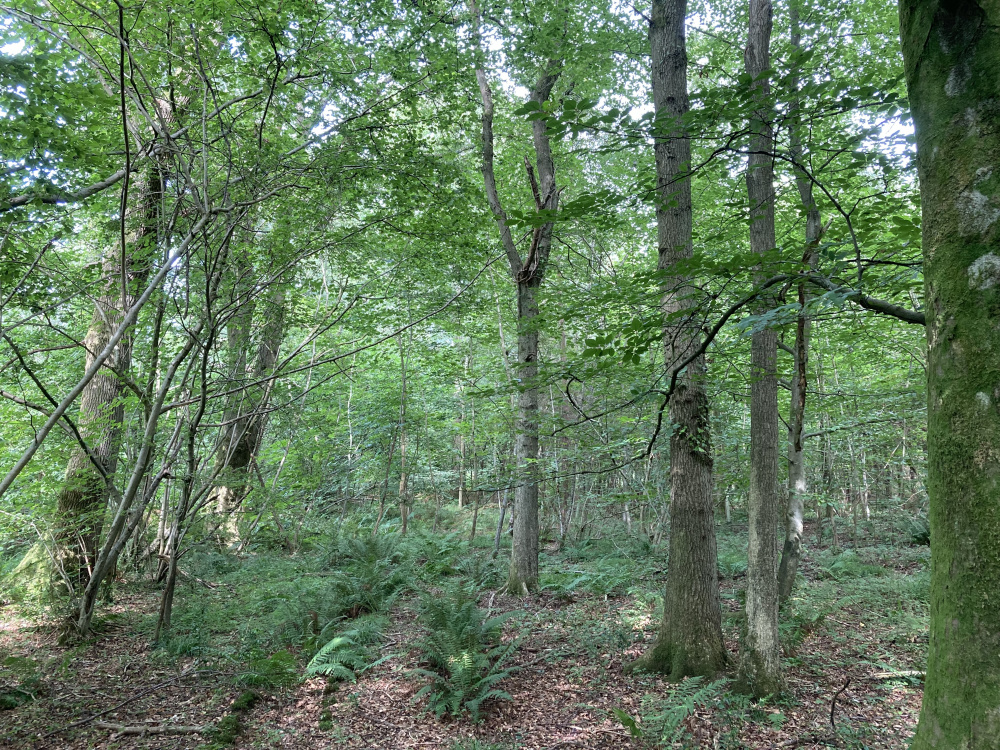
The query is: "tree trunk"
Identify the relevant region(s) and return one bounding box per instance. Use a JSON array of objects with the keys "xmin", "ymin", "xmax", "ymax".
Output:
[
  {"xmin": 54, "ymin": 161, "xmax": 163, "ymax": 590},
  {"xmin": 626, "ymin": 0, "xmax": 727, "ymax": 680},
  {"xmin": 737, "ymin": 0, "xmax": 785, "ymax": 698},
  {"xmin": 210, "ymin": 255, "xmax": 254, "ymax": 546},
  {"xmin": 900, "ymin": 1, "xmax": 1000, "ymax": 746},
  {"xmin": 471, "ymin": 2, "xmax": 560, "ymax": 594},
  {"xmin": 212, "ymin": 285, "xmax": 286, "ymax": 544},
  {"xmin": 509, "ymin": 278, "xmax": 541, "ymax": 593},
  {"xmin": 777, "ymin": 0, "xmax": 823, "ymax": 603},
  {"xmin": 397, "ymin": 333, "xmax": 409, "ymax": 534},
  {"xmin": 493, "ymin": 486, "xmax": 509, "ymax": 559},
  {"xmin": 468, "ymin": 363, "xmax": 480, "ymax": 542}
]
